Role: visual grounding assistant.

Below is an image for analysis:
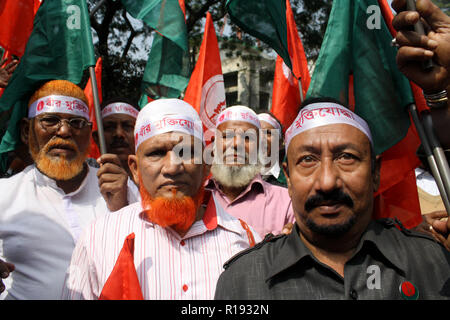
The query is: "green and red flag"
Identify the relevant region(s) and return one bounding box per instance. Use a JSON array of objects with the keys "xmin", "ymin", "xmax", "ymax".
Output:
[
  {"xmin": 0, "ymin": 0, "xmax": 96, "ymax": 173},
  {"xmin": 270, "ymin": 0, "xmax": 310, "ymax": 132},
  {"xmin": 306, "ymin": 0, "xmax": 422, "ymax": 228},
  {"xmin": 184, "ymin": 12, "xmax": 226, "ymax": 138},
  {"xmin": 121, "ymin": 0, "xmax": 190, "ymax": 101},
  {"xmin": 0, "ymin": 0, "xmax": 41, "ymax": 57},
  {"xmin": 226, "ymin": 0, "xmax": 292, "ymax": 70}
]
